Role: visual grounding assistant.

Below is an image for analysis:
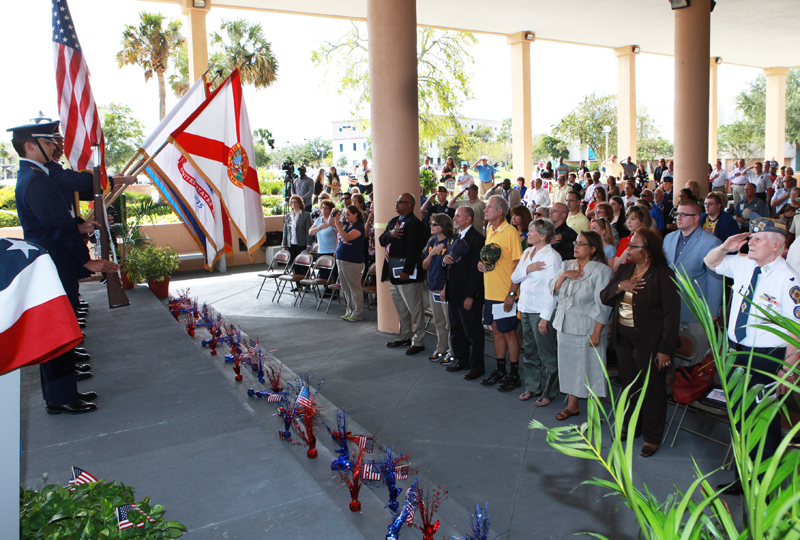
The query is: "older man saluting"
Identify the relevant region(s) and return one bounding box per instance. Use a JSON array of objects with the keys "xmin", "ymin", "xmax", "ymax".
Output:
[
  {"xmin": 473, "ymin": 156, "xmax": 496, "ymax": 197},
  {"xmin": 704, "ymin": 217, "xmax": 800, "ymax": 494}
]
